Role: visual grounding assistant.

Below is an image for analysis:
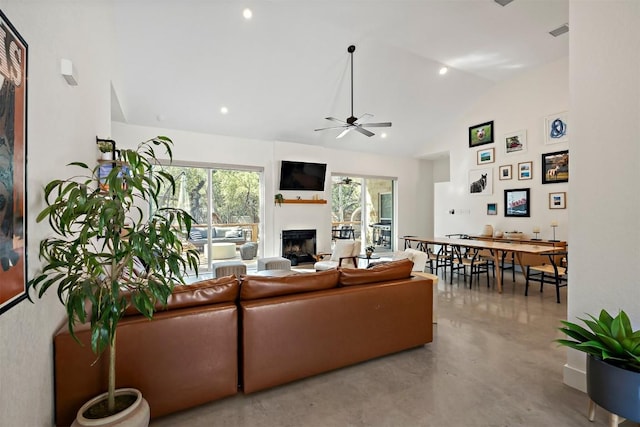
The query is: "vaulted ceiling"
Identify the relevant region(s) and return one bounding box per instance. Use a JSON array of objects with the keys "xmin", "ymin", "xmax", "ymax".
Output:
[{"xmin": 111, "ymin": 0, "xmax": 569, "ymax": 158}]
